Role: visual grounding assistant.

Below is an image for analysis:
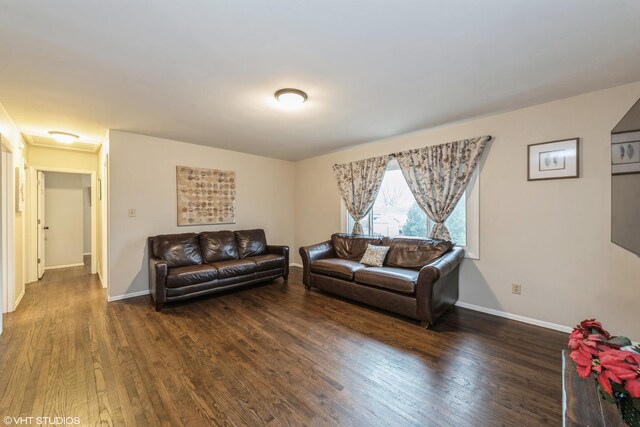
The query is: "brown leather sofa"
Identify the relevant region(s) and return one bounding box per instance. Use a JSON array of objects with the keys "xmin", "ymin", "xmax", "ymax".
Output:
[
  {"xmin": 299, "ymin": 233, "xmax": 464, "ymax": 327},
  {"xmin": 149, "ymin": 229, "xmax": 289, "ymax": 311}
]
